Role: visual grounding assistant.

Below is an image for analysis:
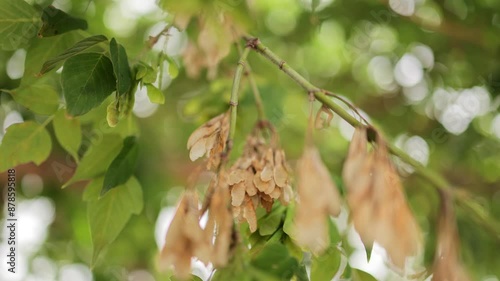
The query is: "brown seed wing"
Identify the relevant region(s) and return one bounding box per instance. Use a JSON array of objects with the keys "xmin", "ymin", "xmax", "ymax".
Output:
[{"xmin": 230, "ymin": 182, "xmax": 246, "ymax": 206}]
